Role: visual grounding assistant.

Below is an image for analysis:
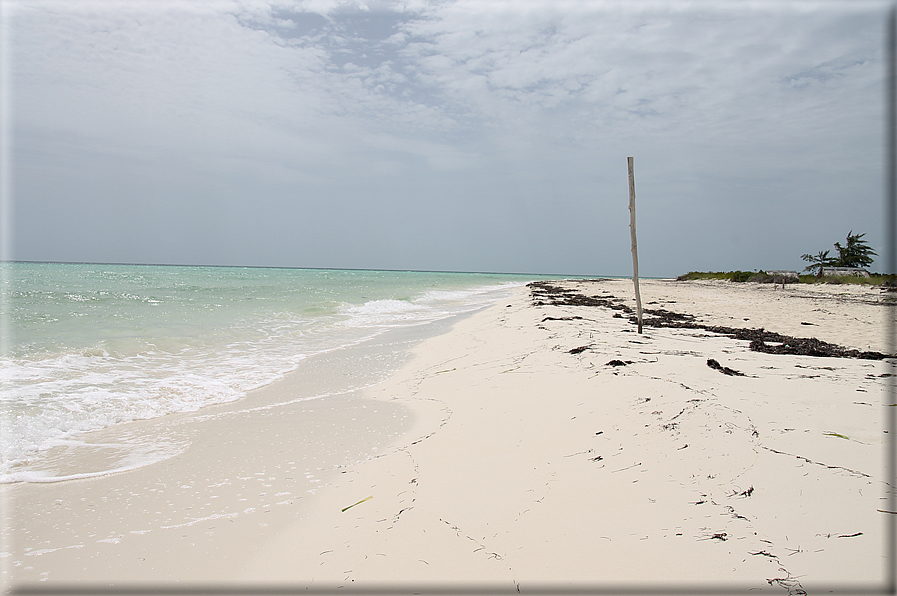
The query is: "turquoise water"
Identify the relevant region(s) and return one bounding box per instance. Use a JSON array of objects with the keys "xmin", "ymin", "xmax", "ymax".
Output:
[{"xmin": 1, "ymin": 262, "xmax": 551, "ymax": 482}]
